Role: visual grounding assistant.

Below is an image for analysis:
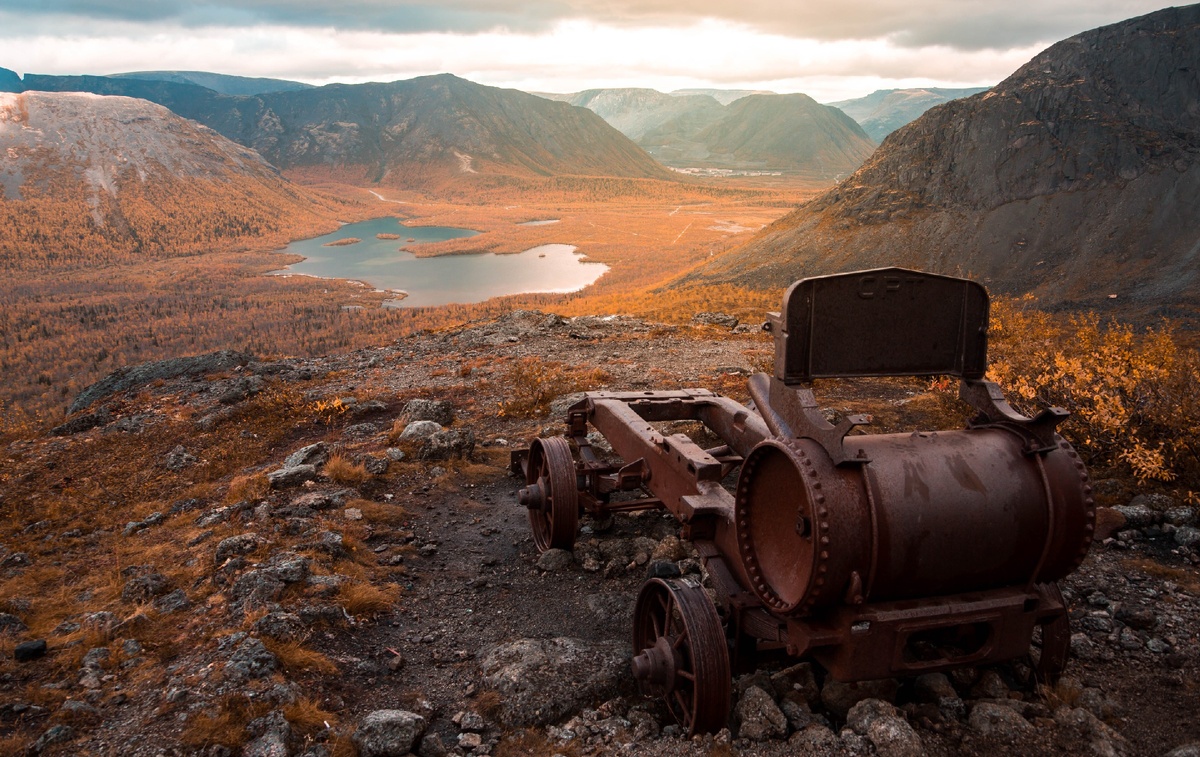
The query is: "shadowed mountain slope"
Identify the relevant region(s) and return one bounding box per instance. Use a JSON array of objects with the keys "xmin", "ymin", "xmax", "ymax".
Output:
[{"xmin": 689, "ymin": 5, "xmax": 1200, "ymax": 315}]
